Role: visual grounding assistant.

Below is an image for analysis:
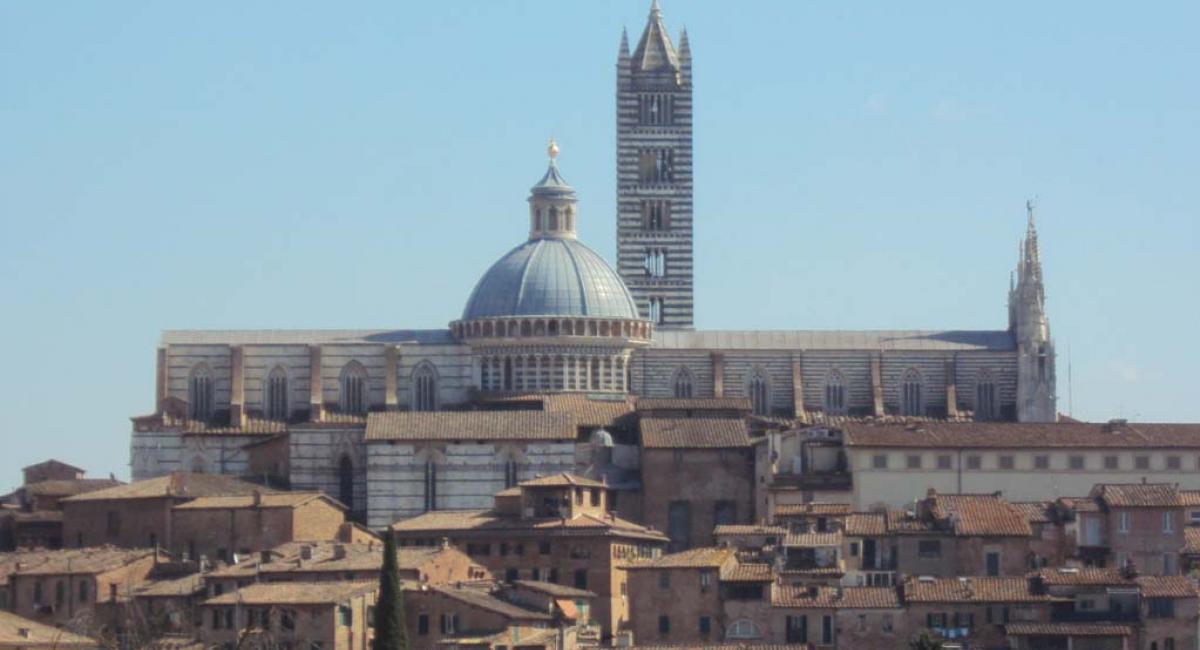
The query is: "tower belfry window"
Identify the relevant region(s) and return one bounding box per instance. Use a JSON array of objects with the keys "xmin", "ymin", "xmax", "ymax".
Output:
[
  {"xmin": 644, "ymin": 247, "xmax": 666, "ymax": 277},
  {"xmin": 639, "ymin": 149, "xmax": 674, "ymax": 184},
  {"xmin": 639, "ymin": 93, "xmax": 674, "ymax": 125},
  {"xmin": 648, "ymin": 297, "xmax": 664, "ymax": 324},
  {"xmin": 642, "ymin": 200, "xmax": 669, "ymax": 231}
]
